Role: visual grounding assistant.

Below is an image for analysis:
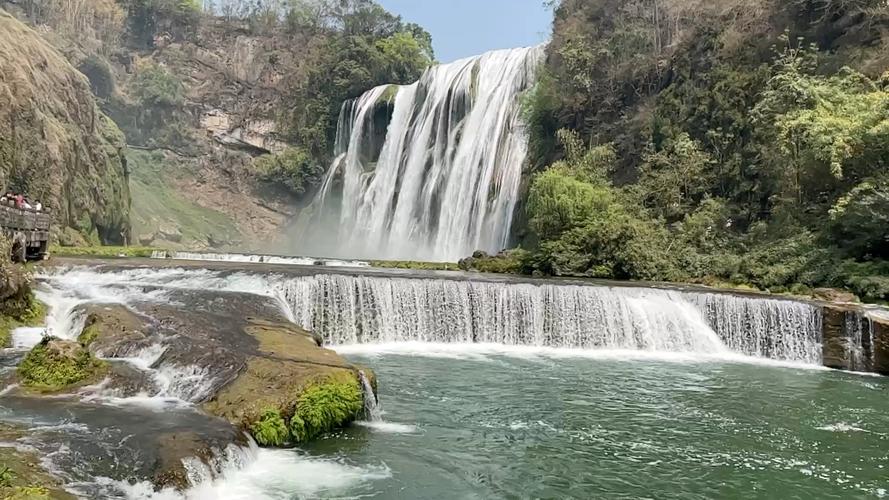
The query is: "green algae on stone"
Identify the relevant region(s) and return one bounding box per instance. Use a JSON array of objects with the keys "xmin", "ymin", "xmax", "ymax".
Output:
[
  {"xmin": 289, "ymin": 376, "xmax": 364, "ymax": 443},
  {"xmin": 17, "ymin": 337, "xmax": 108, "ymax": 392},
  {"xmin": 0, "ymin": 292, "xmax": 47, "ymax": 349},
  {"xmin": 251, "ymin": 408, "xmax": 290, "ymax": 447}
]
